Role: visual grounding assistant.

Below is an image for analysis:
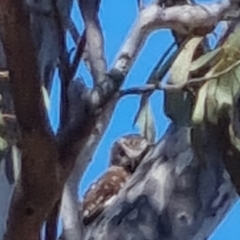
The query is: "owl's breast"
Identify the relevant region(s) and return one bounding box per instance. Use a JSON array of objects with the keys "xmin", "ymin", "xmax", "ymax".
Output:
[{"xmin": 82, "ymin": 166, "xmax": 130, "ymax": 225}]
